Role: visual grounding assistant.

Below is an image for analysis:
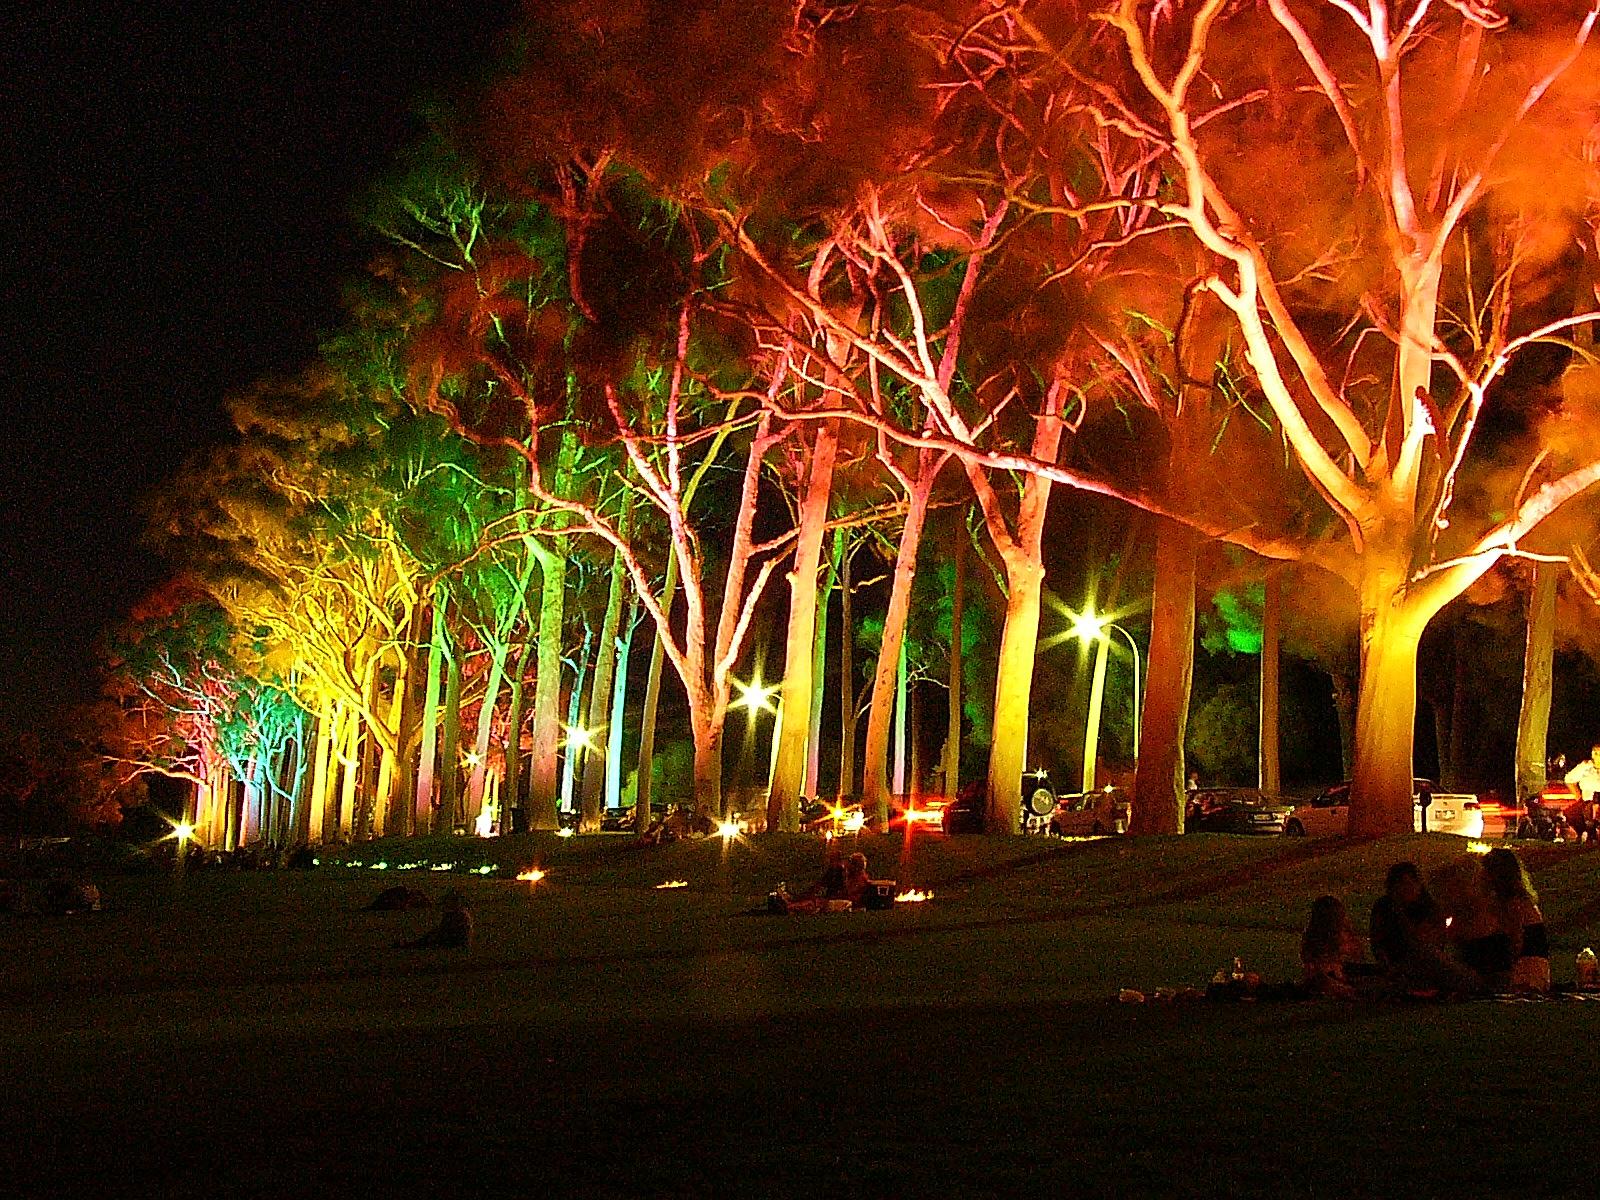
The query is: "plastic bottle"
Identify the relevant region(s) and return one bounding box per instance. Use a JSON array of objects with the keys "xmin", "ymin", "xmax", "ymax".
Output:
[
  {"xmin": 1230, "ymin": 956, "xmax": 1245, "ymax": 983},
  {"xmin": 1577, "ymin": 947, "xmax": 1598, "ymax": 989}
]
